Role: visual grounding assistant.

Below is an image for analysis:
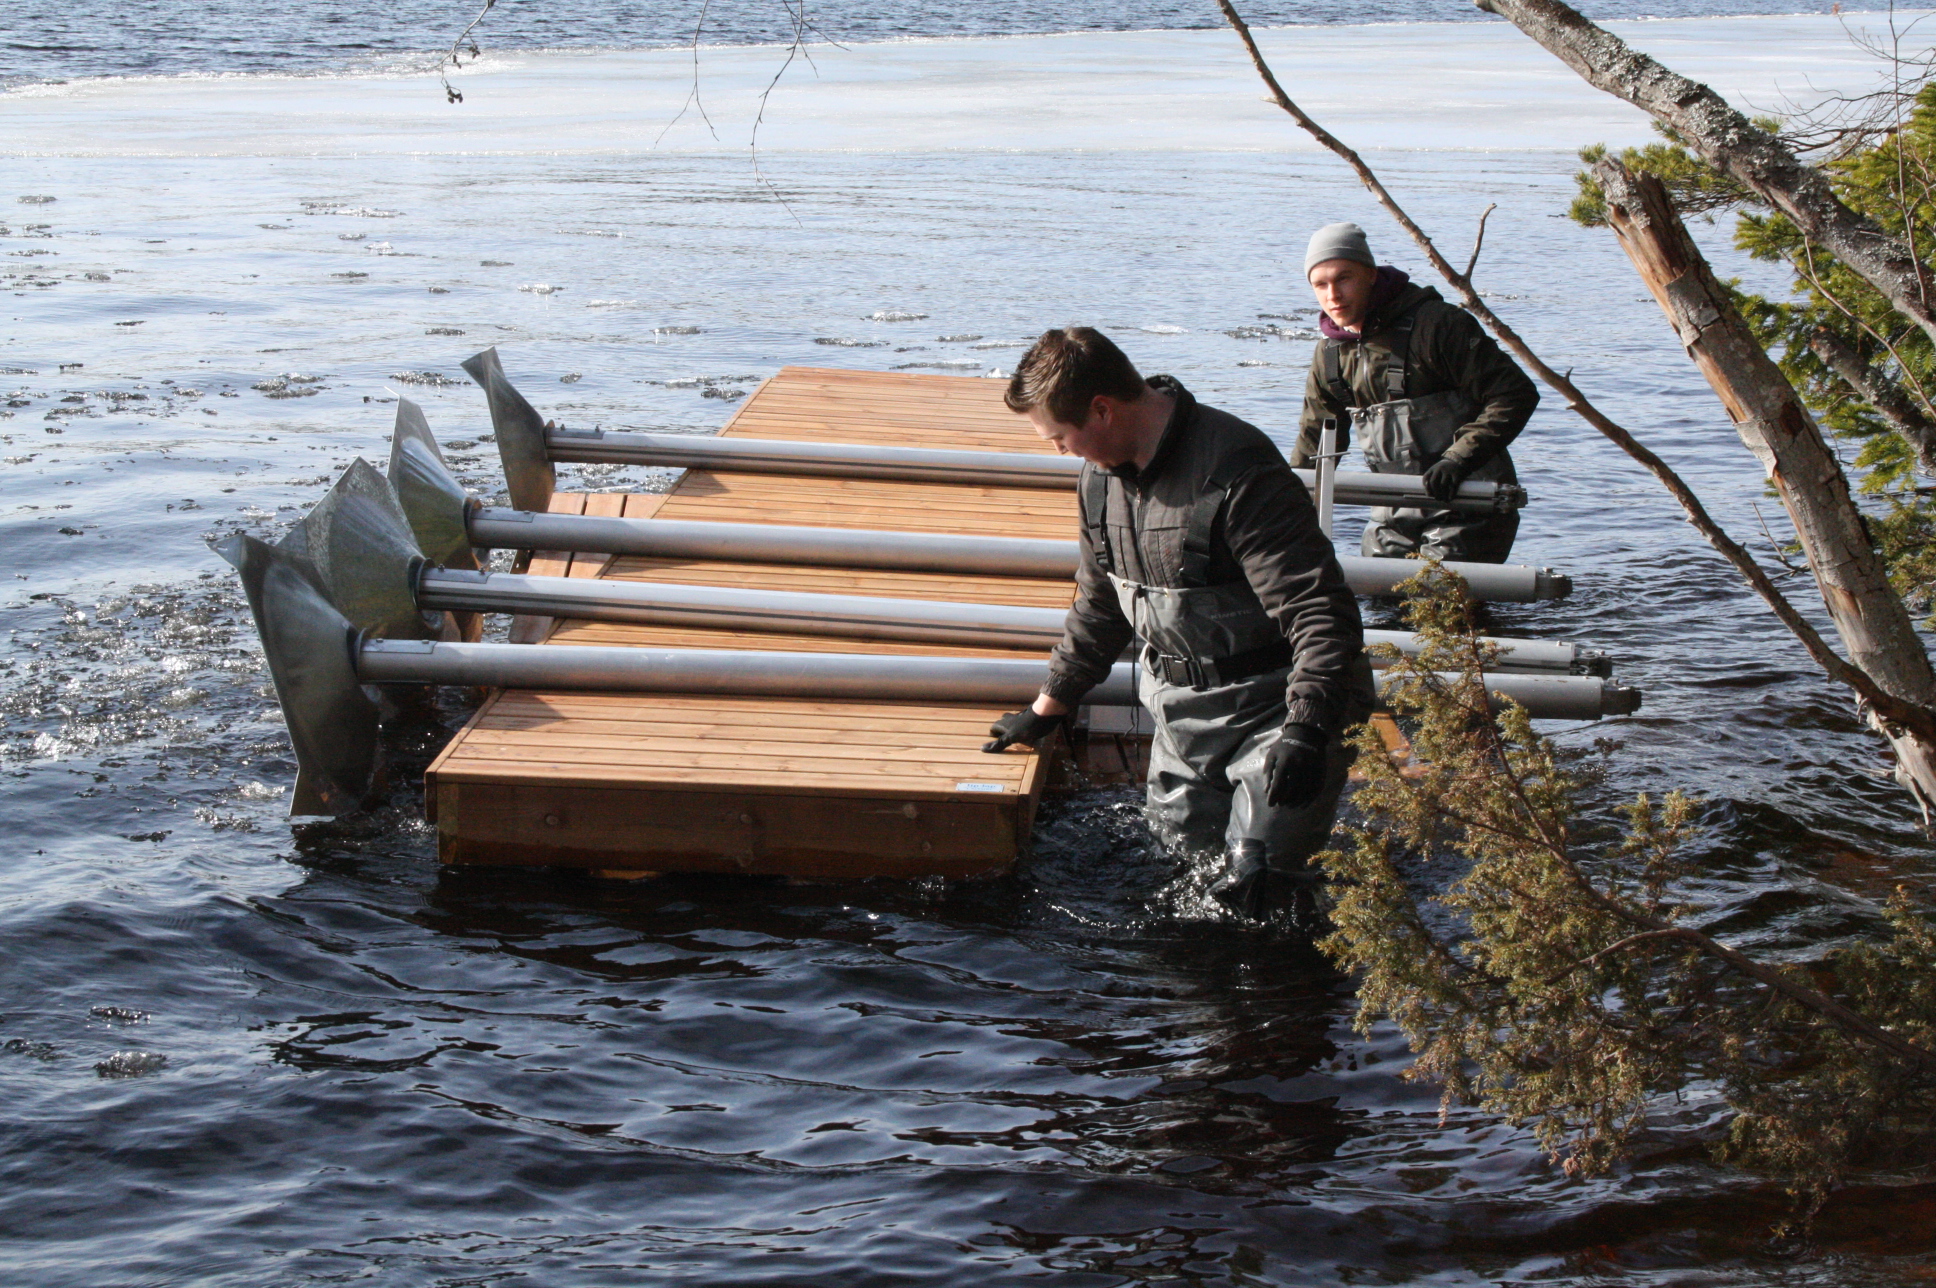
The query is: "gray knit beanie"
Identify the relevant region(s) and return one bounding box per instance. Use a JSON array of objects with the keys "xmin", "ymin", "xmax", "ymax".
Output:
[{"xmin": 1304, "ymin": 221, "xmax": 1376, "ymax": 276}]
